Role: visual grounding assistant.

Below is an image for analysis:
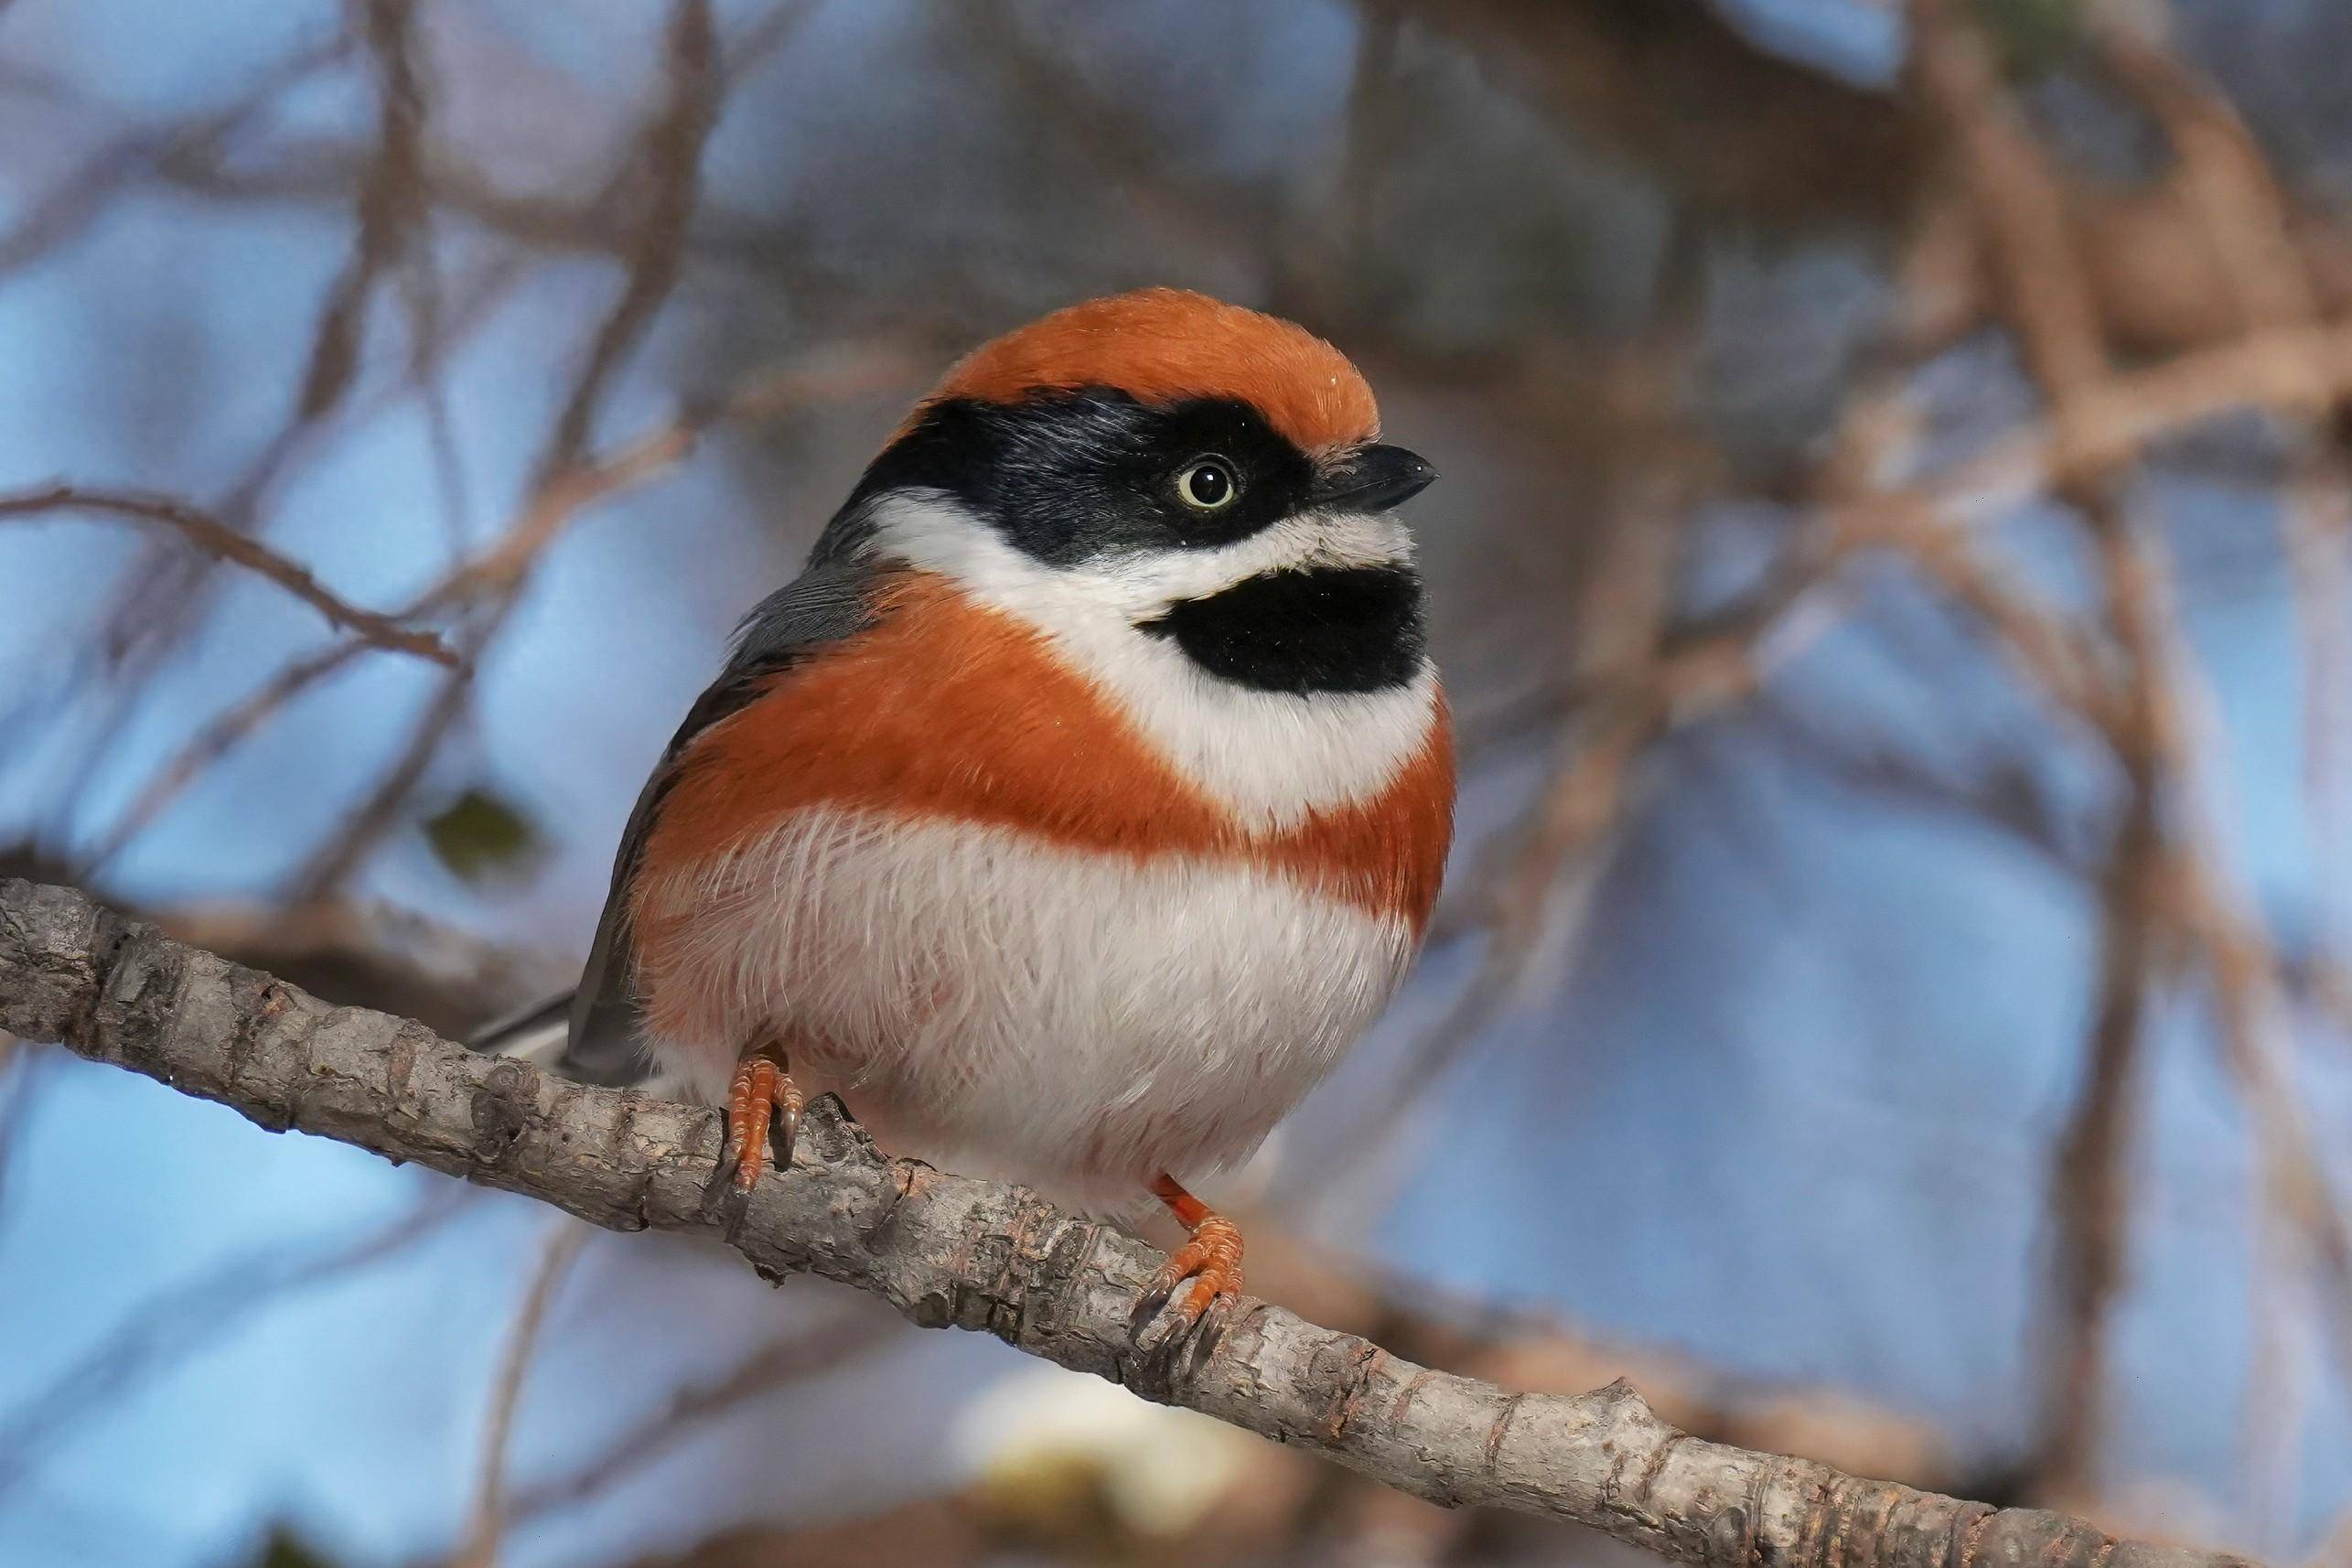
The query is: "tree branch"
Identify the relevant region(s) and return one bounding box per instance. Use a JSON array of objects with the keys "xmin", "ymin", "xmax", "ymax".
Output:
[
  {"xmin": 0, "ymin": 877, "xmax": 2262, "ymax": 1568},
  {"xmin": 0, "ymin": 485, "xmax": 459, "ymax": 667}
]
